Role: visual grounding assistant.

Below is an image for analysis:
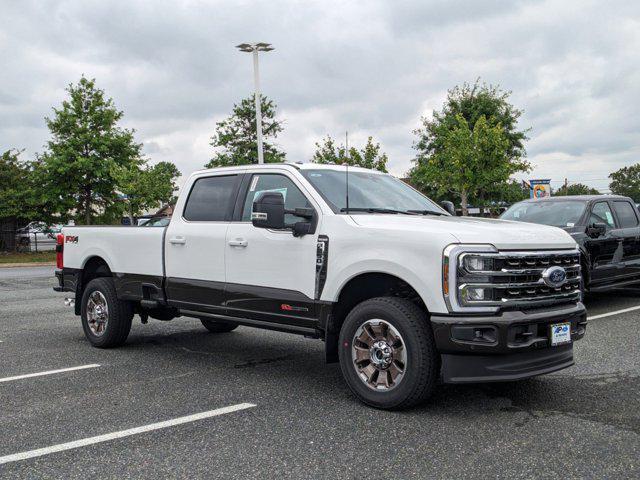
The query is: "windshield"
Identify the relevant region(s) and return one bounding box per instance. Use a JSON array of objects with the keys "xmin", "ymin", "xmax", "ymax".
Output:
[
  {"xmin": 301, "ymin": 169, "xmax": 444, "ymax": 214},
  {"xmin": 501, "ymin": 201, "xmax": 586, "ymax": 227}
]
